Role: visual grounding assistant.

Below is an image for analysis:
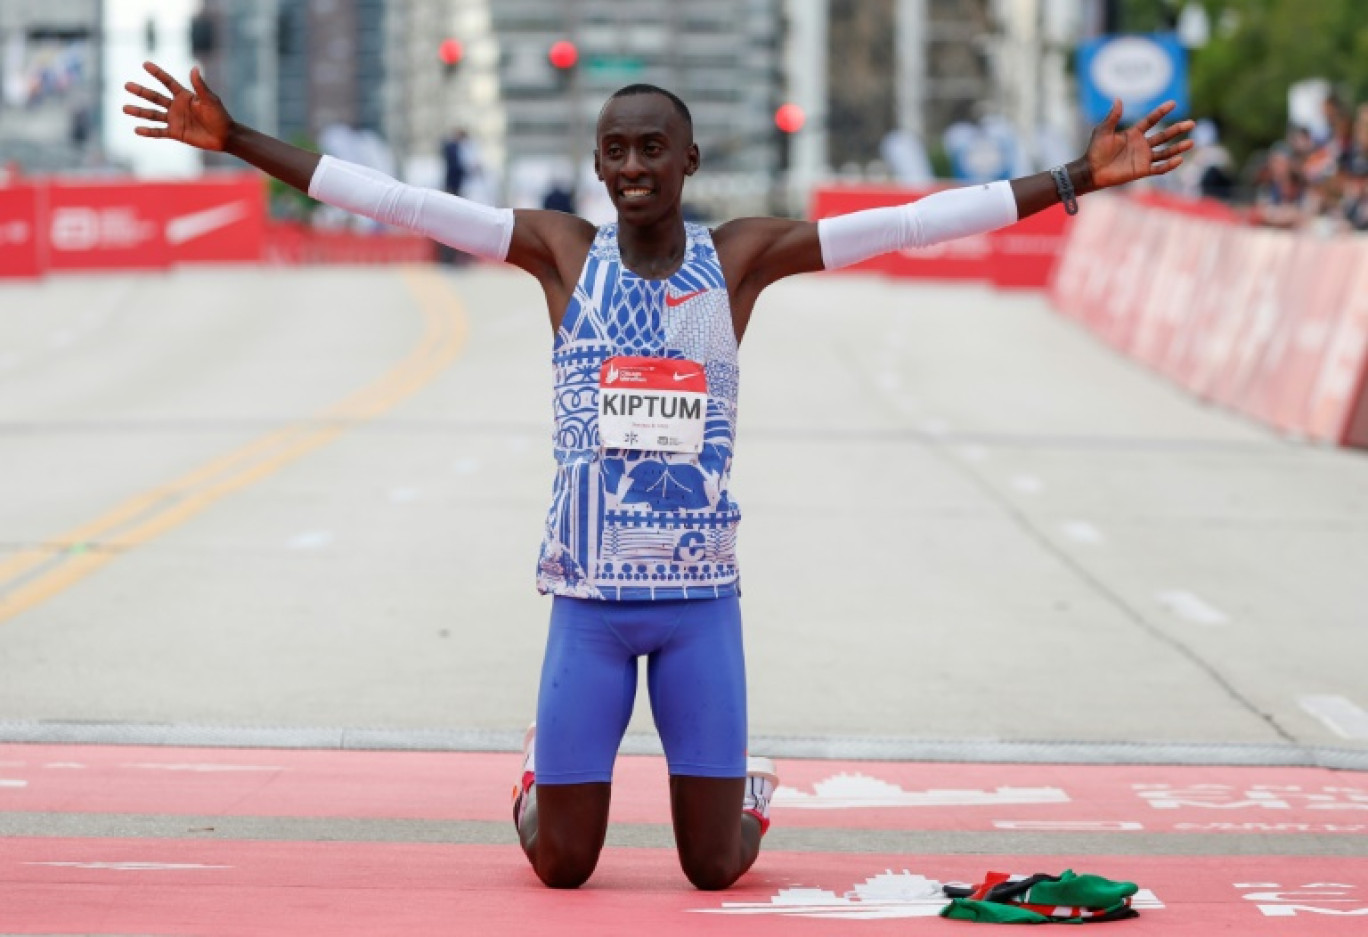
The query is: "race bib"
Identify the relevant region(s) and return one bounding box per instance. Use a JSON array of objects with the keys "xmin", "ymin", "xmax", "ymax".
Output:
[{"xmin": 599, "ymin": 356, "xmax": 707, "ymax": 453}]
